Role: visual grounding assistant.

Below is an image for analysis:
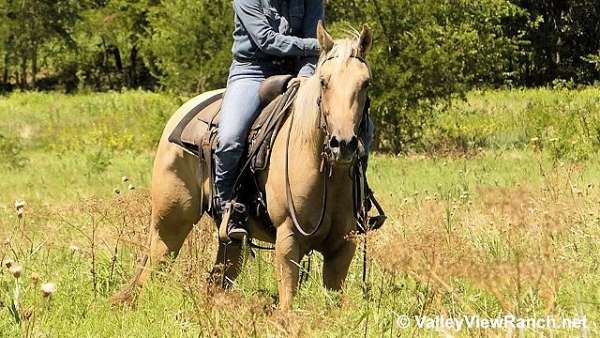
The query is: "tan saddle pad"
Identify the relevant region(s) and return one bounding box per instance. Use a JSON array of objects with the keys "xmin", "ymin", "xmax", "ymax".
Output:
[{"xmin": 168, "ymin": 90, "xmax": 224, "ymax": 156}]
